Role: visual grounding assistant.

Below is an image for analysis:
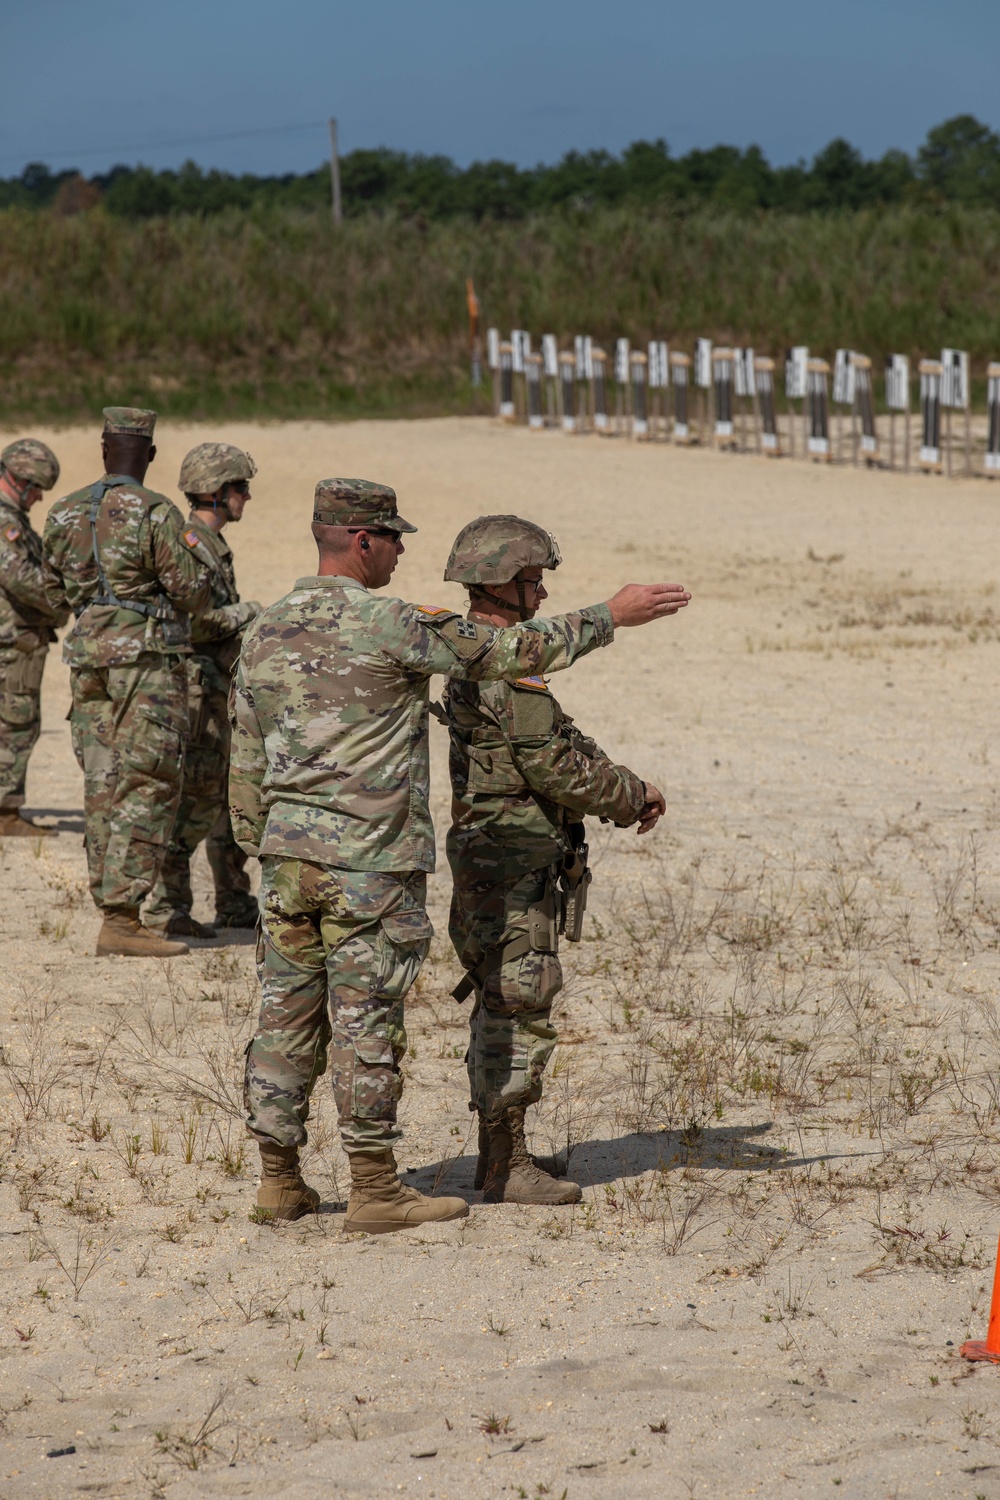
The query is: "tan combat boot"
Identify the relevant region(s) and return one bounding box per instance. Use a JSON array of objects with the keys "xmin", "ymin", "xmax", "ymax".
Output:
[
  {"xmin": 483, "ymin": 1107, "xmax": 582, "ymax": 1205},
  {"xmin": 473, "ymin": 1111, "xmax": 566, "ymax": 1191},
  {"xmin": 344, "ymin": 1150, "xmax": 469, "ymax": 1235},
  {"xmin": 256, "ymin": 1143, "xmax": 320, "ymax": 1222},
  {"xmin": 95, "ymin": 908, "xmax": 189, "ymax": 958},
  {"xmin": 0, "ymin": 810, "xmax": 55, "ymax": 838}
]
